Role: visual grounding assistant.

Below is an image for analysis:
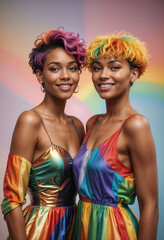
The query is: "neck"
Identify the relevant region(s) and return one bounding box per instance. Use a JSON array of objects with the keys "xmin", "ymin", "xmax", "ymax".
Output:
[
  {"xmin": 105, "ymin": 95, "xmax": 131, "ymax": 118},
  {"xmin": 38, "ymin": 95, "xmax": 67, "ymax": 119}
]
